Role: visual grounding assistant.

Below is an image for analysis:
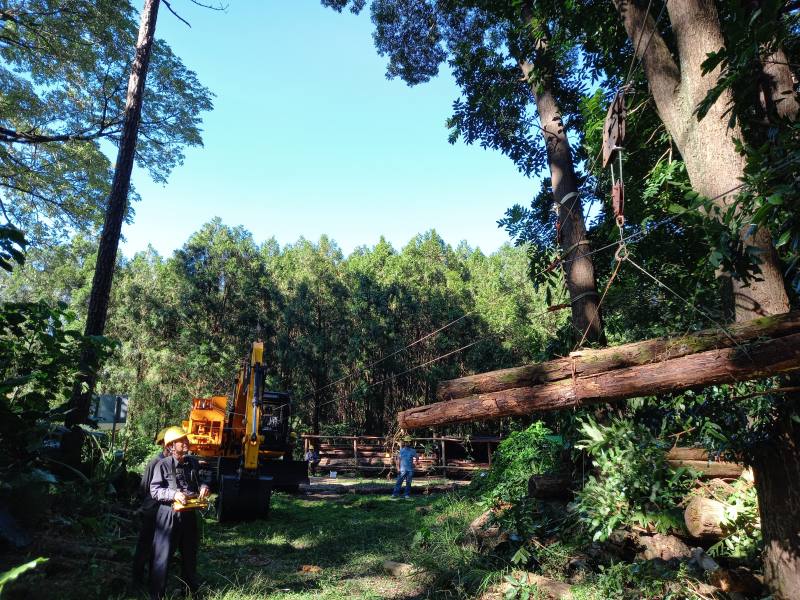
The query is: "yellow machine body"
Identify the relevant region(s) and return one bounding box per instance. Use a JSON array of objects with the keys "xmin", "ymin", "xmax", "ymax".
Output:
[{"xmin": 182, "ymin": 341, "xmax": 308, "ymax": 521}]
